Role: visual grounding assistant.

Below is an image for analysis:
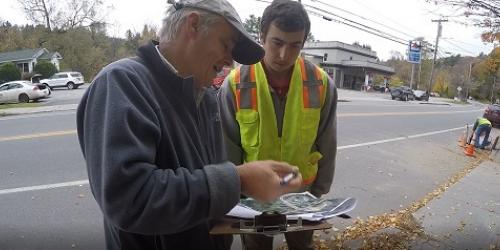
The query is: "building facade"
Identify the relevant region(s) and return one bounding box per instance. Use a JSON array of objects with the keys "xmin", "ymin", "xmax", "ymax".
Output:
[{"xmin": 302, "ymin": 41, "xmax": 394, "ymax": 90}]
